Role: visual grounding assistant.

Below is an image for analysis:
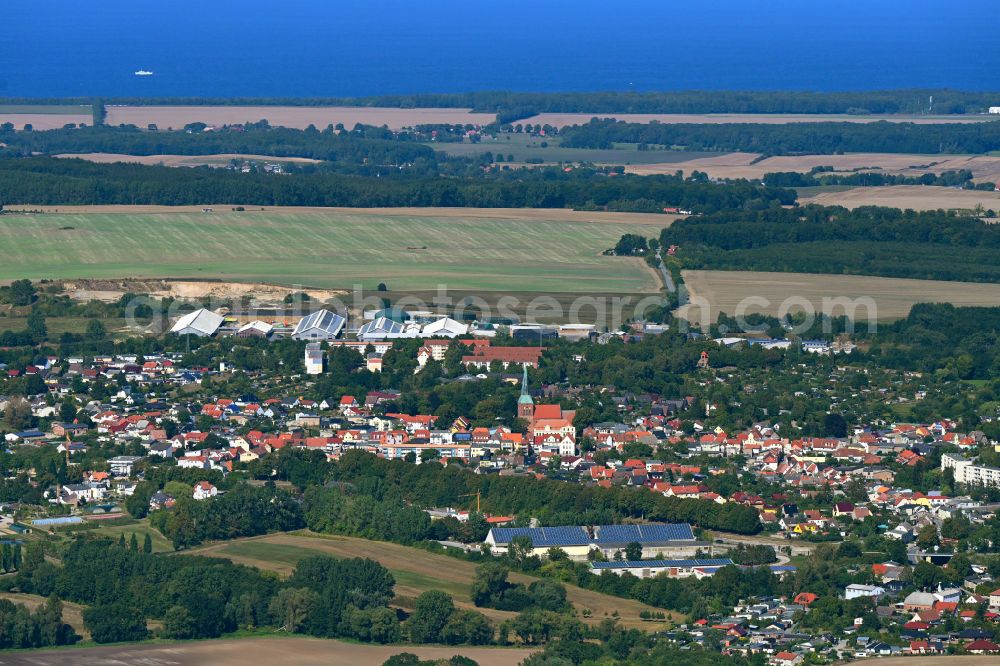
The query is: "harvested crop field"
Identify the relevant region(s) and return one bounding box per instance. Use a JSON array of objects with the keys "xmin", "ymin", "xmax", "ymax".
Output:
[
  {"xmin": 54, "ymin": 152, "xmax": 323, "ymax": 167},
  {"xmin": 0, "ymin": 207, "xmax": 670, "ymax": 293},
  {"xmin": 0, "ymin": 113, "xmax": 92, "ymax": 130},
  {"xmin": 524, "ymin": 112, "xmax": 1000, "ymax": 128},
  {"xmin": 850, "ymin": 659, "xmax": 1000, "ymax": 666},
  {"xmin": 104, "ymin": 105, "xmax": 496, "ymax": 130},
  {"xmin": 627, "ymin": 152, "xmax": 1000, "ymax": 183},
  {"xmin": 800, "ymin": 184, "xmax": 1000, "ymax": 211},
  {"xmin": 2, "ymin": 637, "xmax": 537, "ymax": 666},
  {"xmin": 184, "ymin": 532, "xmax": 677, "ymax": 629},
  {"xmin": 677, "ymin": 269, "xmax": 1000, "ymax": 323}
]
